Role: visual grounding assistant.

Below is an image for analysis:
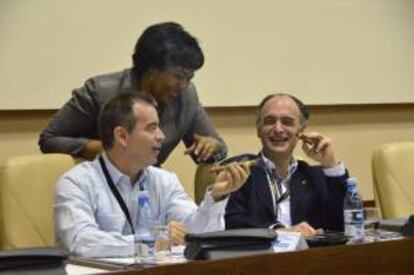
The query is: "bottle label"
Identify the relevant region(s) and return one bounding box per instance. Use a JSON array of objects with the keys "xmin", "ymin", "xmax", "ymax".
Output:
[
  {"xmin": 138, "ymin": 191, "xmax": 150, "ymax": 207},
  {"xmin": 135, "ymin": 239, "xmax": 155, "ymax": 258},
  {"xmin": 135, "ymin": 230, "xmax": 155, "ymax": 259},
  {"xmin": 344, "ymin": 209, "xmax": 365, "ymax": 240}
]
